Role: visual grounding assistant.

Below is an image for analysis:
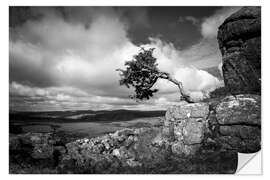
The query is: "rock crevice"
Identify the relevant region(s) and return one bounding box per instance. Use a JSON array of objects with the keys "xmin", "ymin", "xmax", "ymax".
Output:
[{"xmin": 217, "ymin": 6, "xmax": 261, "ymax": 94}]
